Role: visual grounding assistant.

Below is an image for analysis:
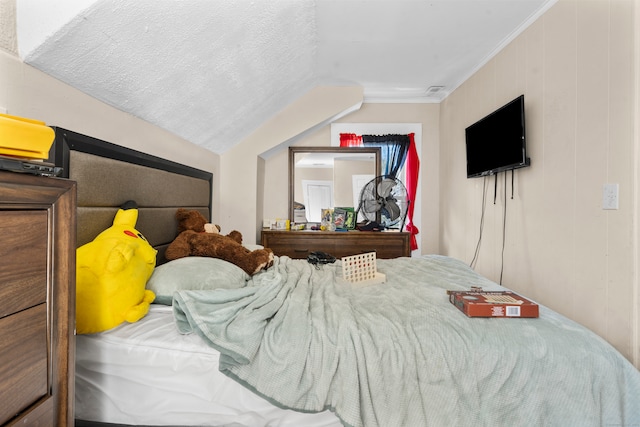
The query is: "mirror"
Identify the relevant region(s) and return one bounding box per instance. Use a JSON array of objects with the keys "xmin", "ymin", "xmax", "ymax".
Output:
[{"xmin": 289, "ymin": 146, "xmax": 381, "ymax": 224}]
